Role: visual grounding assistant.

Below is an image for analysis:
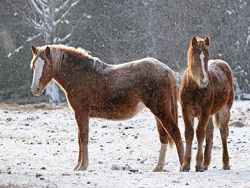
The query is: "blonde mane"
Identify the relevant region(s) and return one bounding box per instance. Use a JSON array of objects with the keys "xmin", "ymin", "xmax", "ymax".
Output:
[
  {"xmin": 49, "ymin": 44, "xmax": 94, "ymax": 60},
  {"xmin": 48, "ymin": 45, "xmax": 97, "ymax": 74}
]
